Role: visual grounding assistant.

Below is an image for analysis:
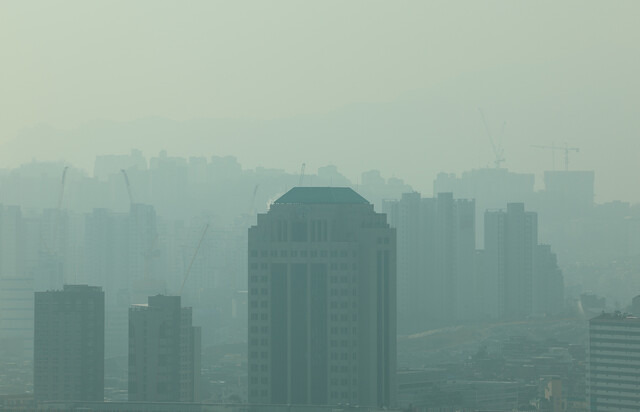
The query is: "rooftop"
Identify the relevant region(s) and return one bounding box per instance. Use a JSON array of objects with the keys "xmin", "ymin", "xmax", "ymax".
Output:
[{"xmin": 274, "ymin": 187, "xmax": 369, "ymax": 205}]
